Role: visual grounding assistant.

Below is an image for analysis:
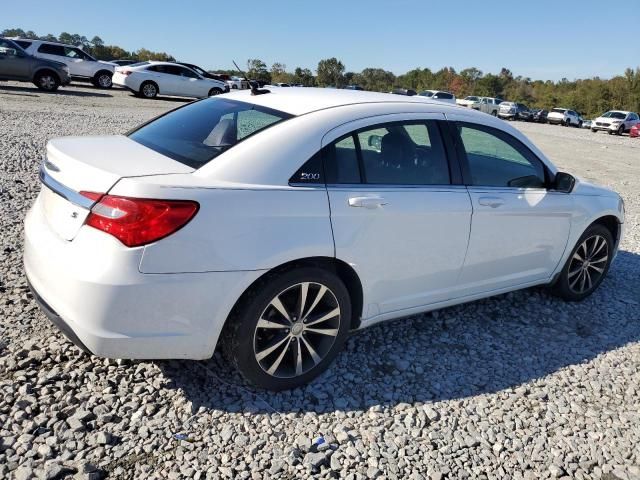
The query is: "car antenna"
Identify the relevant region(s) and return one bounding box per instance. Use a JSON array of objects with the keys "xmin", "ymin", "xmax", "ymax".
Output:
[{"xmin": 233, "ymin": 60, "xmax": 269, "ymax": 96}]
